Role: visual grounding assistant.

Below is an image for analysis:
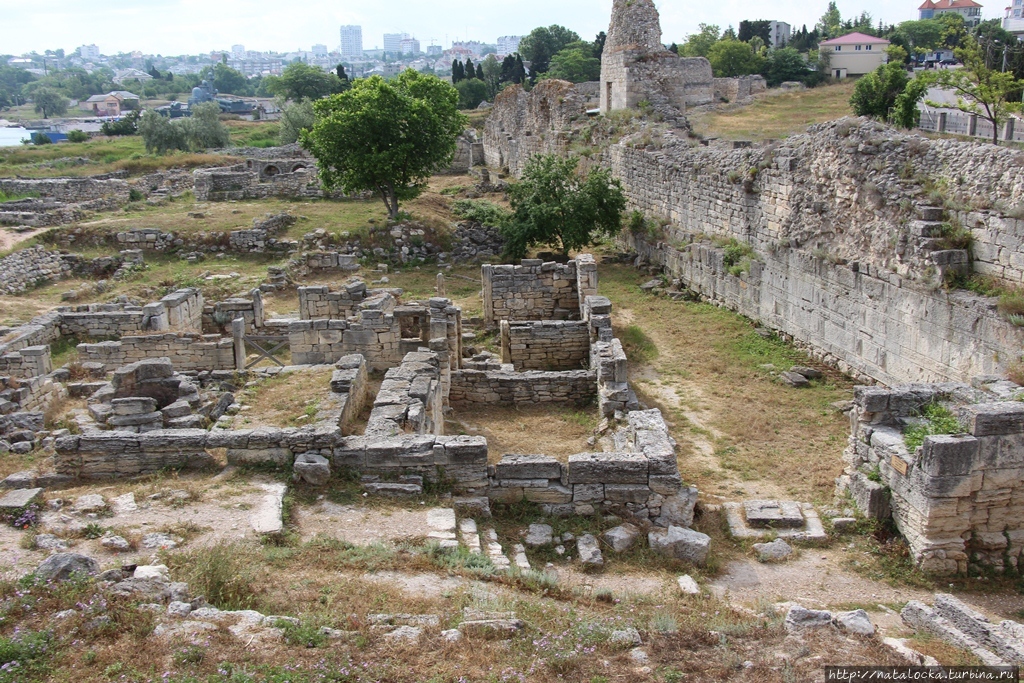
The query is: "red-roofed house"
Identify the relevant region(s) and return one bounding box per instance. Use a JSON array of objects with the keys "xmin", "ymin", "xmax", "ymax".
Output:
[
  {"xmin": 818, "ymin": 33, "xmax": 891, "ymax": 79},
  {"xmin": 920, "ymin": 0, "xmax": 984, "ymax": 27}
]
